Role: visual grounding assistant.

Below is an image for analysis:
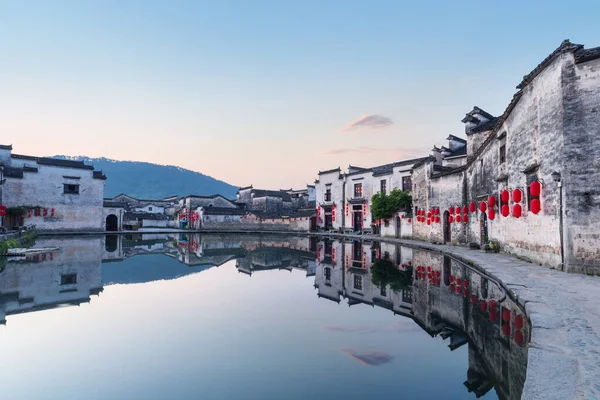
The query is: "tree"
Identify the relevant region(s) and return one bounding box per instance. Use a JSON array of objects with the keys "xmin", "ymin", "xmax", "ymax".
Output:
[
  {"xmin": 371, "ymin": 259, "xmax": 413, "ymax": 292},
  {"xmin": 371, "ymin": 188, "xmax": 412, "ymax": 220}
]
